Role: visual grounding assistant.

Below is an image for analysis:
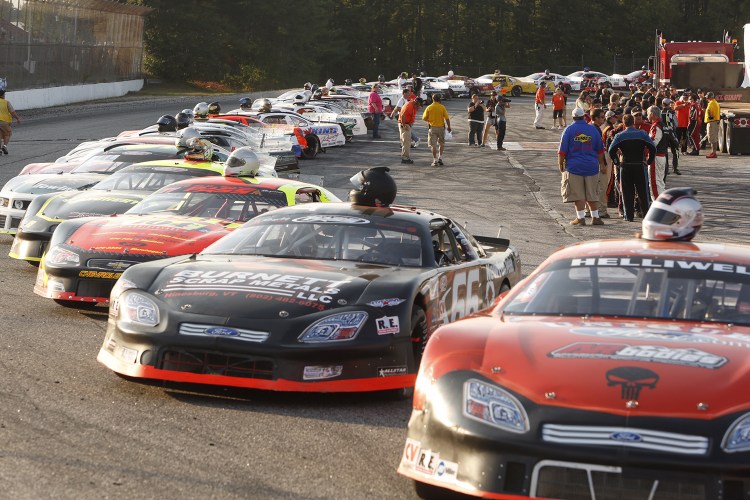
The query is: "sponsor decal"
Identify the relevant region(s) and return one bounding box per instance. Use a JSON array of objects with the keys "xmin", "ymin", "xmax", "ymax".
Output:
[
  {"xmin": 291, "ymin": 215, "xmax": 369, "ymax": 224},
  {"xmin": 549, "ymin": 342, "xmax": 727, "ymax": 369},
  {"xmin": 165, "ymin": 270, "xmax": 352, "ymax": 310},
  {"xmin": 367, "ymin": 298, "xmax": 406, "ymax": 308},
  {"xmin": 182, "ymin": 185, "xmax": 260, "ymax": 195},
  {"xmin": 303, "ymin": 365, "xmax": 343, "ymax": 380},
  {"xmin": 205, "ymin": 327, "xmax": 240, "ymax": 337},
  {"xmin": 569, "ymin": 256, "xmax": 750, "ymax": 275},
  {"xmin": 375, "ymin": 316, "xmax": 400, "ymax": 335},
  {"xmin": 610, "ymin": 431, "xmax": 643, "ymax": 443},
  {"xmin": 564, "ymin": 324, "xmax": 750, "ymax": 349},
  {"xmin": 402, "ymin": 438, "xmax": 421, "ymax": 466},
  {"xmin": 78, "ymin": 270, "xmax": 122, "ymax": 279},
  {"xmin": 33, "ymin": 183, "xmax": 75, "ymax": 192},
  {"xmin": 573, "ymin": 132, "xmax": 592, "ymax": 143},
  {"xmin": 378, "ymin": 366, "xmax": 407, "ymax": 377},
  {"xmin": 415, "ymin": 448, "xmax": 439, "ymax": 475},
  {"xmin": 435, "ymin": 460, "xmax": 459, "ymax": 482},
  {"xmin": 606, "ymin": 366, "xmax": 659, "ymax": 400}
]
